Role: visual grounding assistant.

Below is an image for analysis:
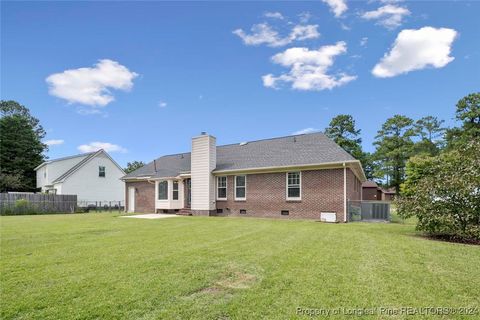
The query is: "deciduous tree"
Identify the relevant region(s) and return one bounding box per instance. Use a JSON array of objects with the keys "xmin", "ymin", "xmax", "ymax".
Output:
[
  {"xmin": 397, "ymin": 140, "xmax": 480, "ymax": 241},
  {"xmin": 0, "ymin": 101, "xmax": 46, "ymax": 191},
  {"xmin": 124, "ymin": 161, "xmax": 145, "ymax": 174}
]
